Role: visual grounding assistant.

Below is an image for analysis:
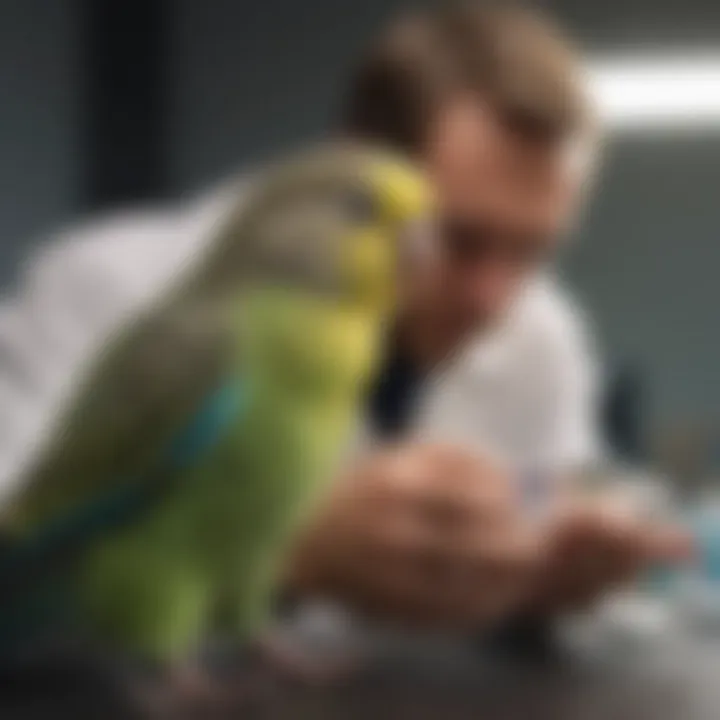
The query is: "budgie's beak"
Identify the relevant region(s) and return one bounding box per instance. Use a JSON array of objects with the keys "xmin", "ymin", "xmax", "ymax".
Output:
[
  {"xmin": 341, "ymin": 154, "xmax": 434, "ymax": 315},
  {"xmin": 377, "ymin": 158, "xmax": 432, "ymax": 225},
  {"xmin": 371, "ymin": 156, "xmax": 436, "ymax": 281}
]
